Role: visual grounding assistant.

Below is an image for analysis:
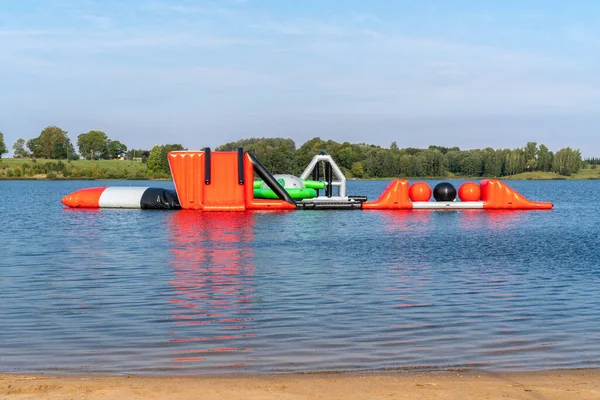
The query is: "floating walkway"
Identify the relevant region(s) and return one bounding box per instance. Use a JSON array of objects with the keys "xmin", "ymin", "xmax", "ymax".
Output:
[{"xmin": 62, "ymin": 148, "xmax": 553, "ymax": 211}]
